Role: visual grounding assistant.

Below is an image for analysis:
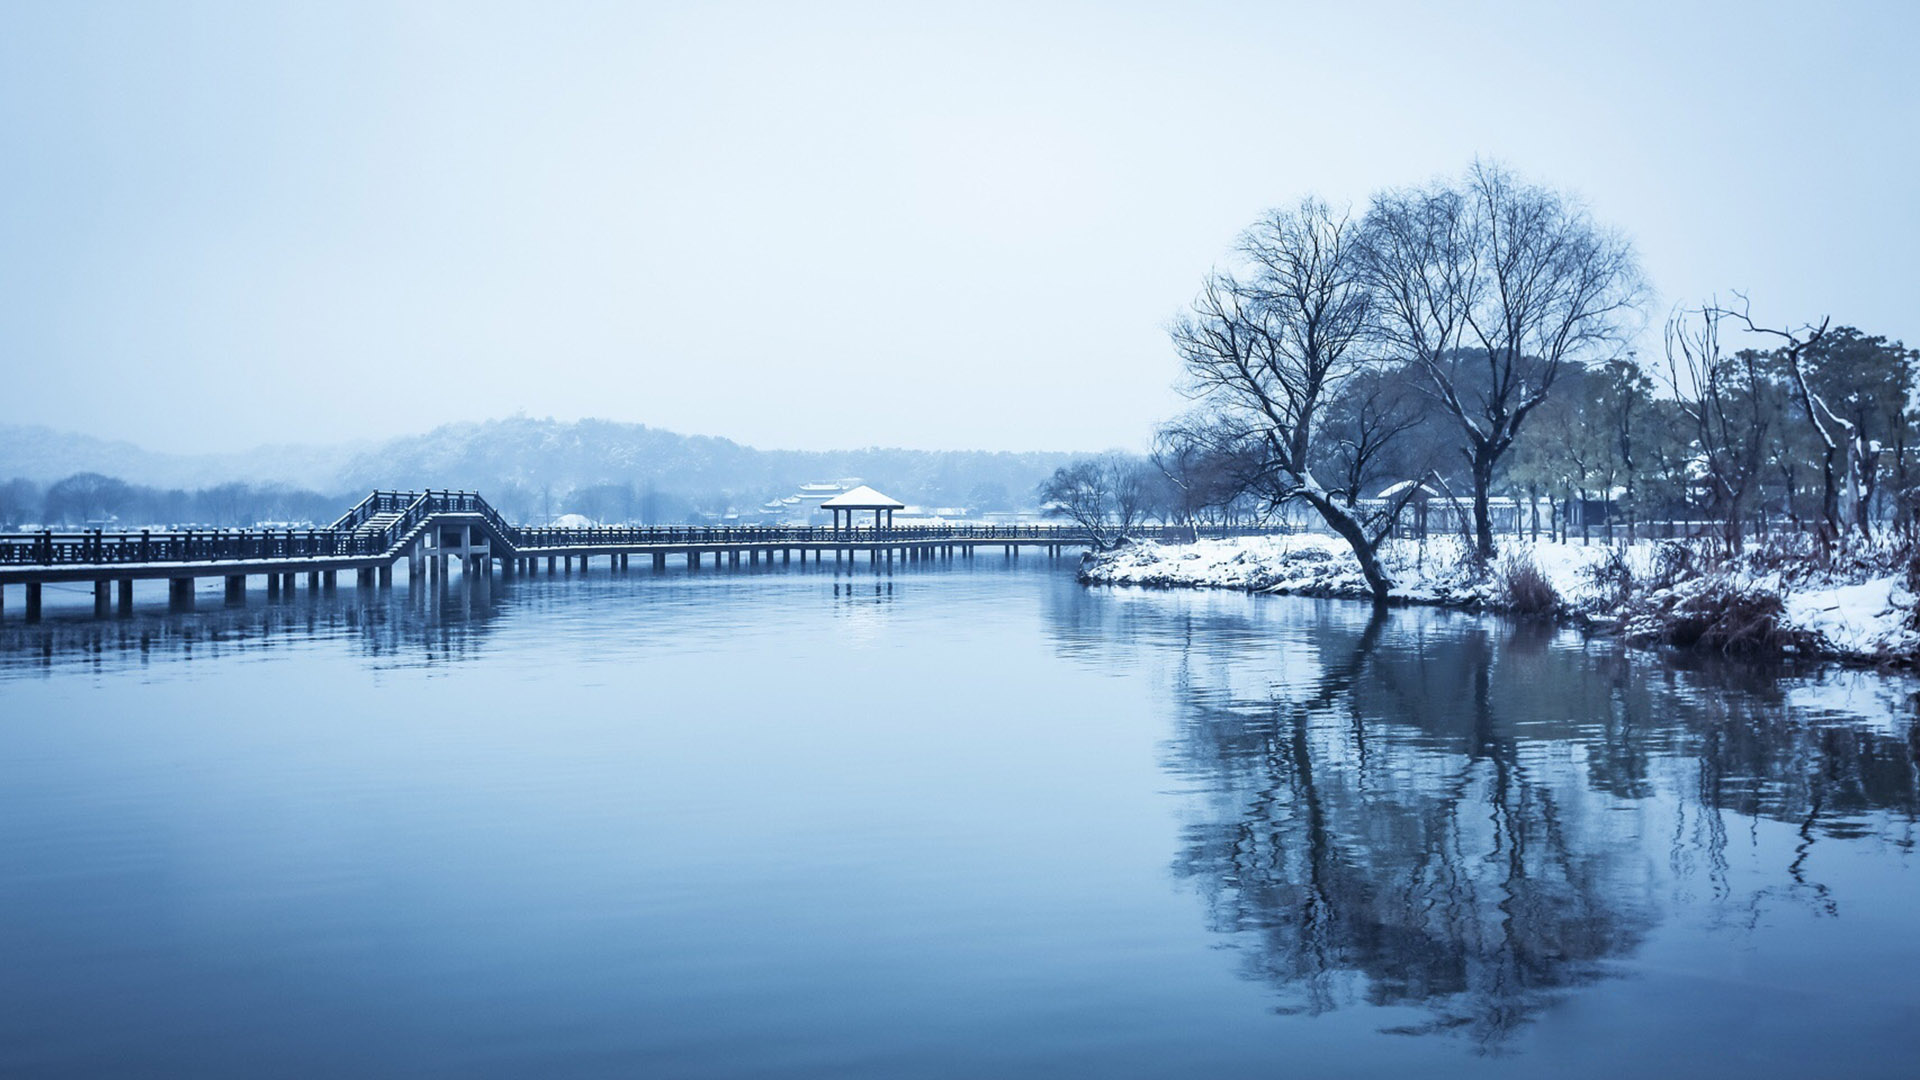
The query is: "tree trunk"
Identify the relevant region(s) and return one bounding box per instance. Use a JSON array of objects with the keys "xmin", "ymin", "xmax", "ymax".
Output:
[
  {"xmin": 1857, "ymin": 442, "xmax": 1878, "ymax": 539},
  {"xmin": 1722, "ymin": 485, "xmax": 1745, "ymax": 554},
  {"xmin": 1471, "ymin": 450, "xmax": 1497, "ymax": 564},
  {"xmin": 1303, "ymin": 492, "xmax": 1393, "ymax": 605},
  {"xmin": 1819, "ymin": 443, "xmax": 1843, "ymax": 547}
]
